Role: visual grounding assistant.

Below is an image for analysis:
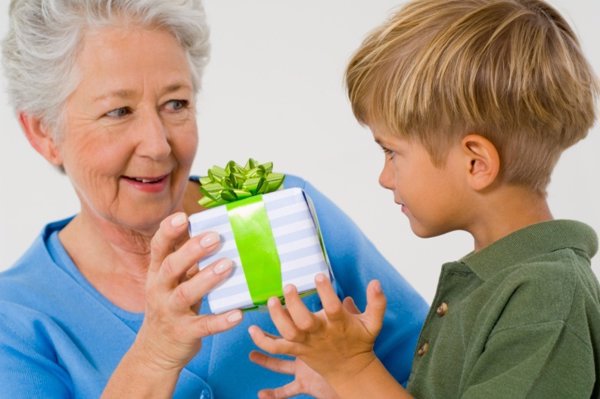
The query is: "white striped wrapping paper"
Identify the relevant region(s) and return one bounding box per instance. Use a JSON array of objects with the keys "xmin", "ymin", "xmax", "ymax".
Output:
[{"xmin": 188, "ymin": 187, "xmax": 332, "ymax": 314}]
